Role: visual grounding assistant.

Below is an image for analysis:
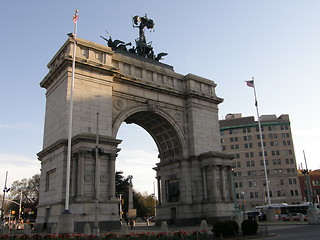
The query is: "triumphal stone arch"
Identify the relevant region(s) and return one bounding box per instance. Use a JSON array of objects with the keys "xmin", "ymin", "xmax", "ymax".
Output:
[{"xmin": 35, "ymin": 35, "xmax": 235, "ymax": 232}]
